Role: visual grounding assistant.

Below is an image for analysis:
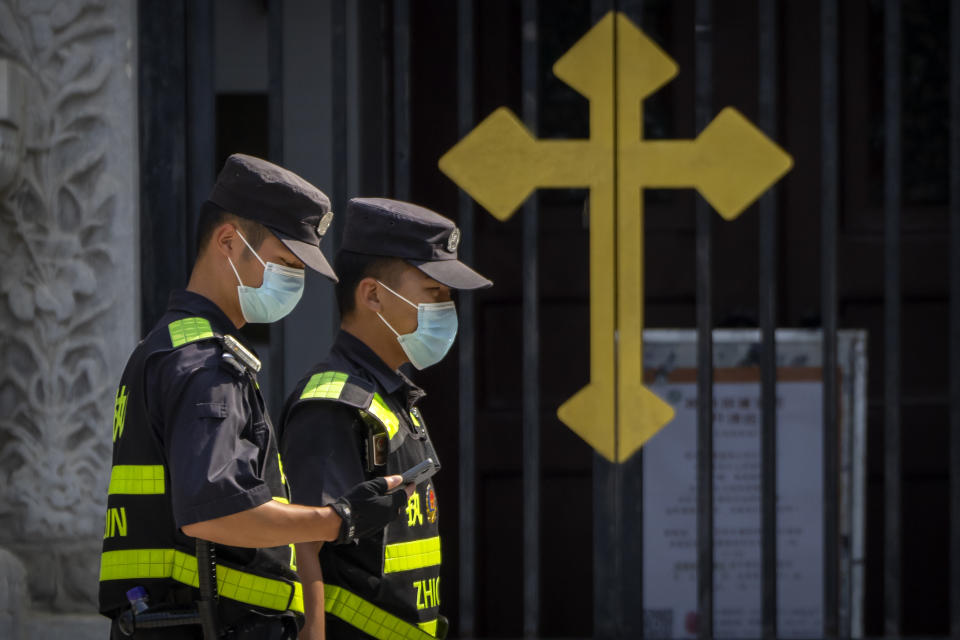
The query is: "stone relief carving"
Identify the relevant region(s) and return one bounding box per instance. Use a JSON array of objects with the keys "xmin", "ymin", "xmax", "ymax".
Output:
[
  {"xmin": 0, "ymin": 0, "xmax": 137, "ymax": 613},
  {"xmin": 0, "ymin": 59, "xmax": 29, "ymax": 192},
  {"xmin": 0, "ymin": 548, "xmax": 27, "ymax": 637}
]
